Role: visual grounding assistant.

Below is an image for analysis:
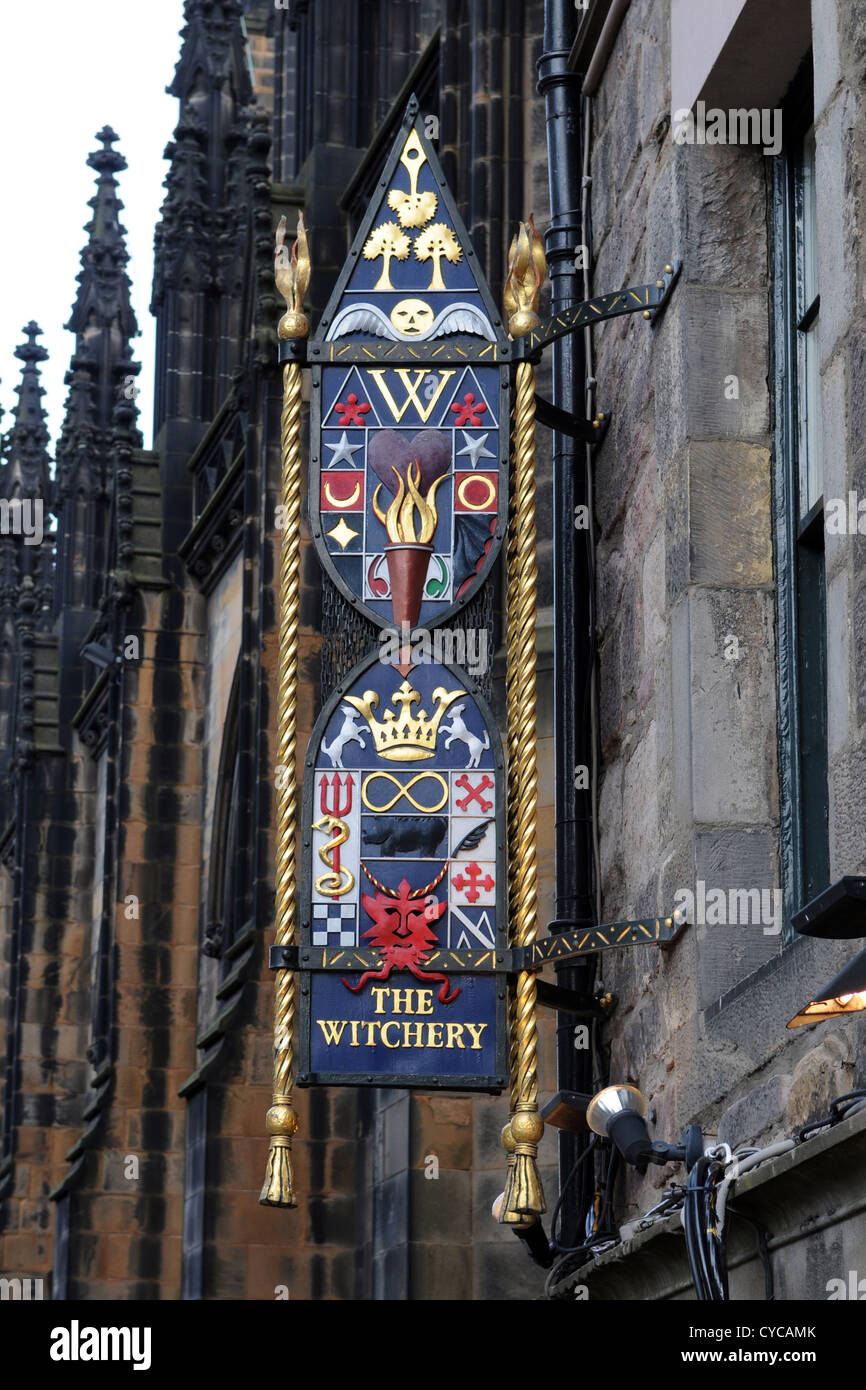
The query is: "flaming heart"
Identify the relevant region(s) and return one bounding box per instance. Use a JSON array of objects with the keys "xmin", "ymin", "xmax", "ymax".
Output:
[{"xmin": 368, "ymin": 429, "xmax": 451, "ymax": 497}]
